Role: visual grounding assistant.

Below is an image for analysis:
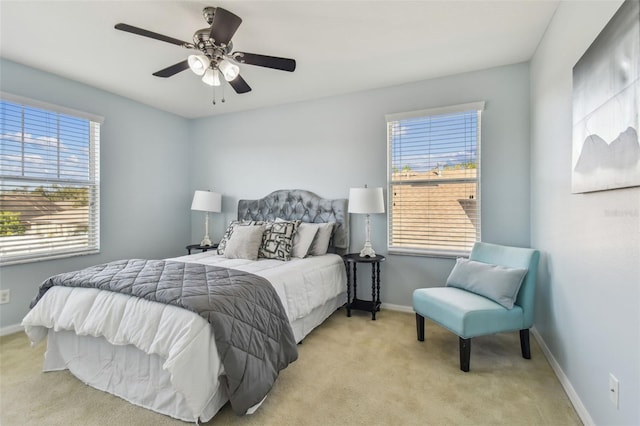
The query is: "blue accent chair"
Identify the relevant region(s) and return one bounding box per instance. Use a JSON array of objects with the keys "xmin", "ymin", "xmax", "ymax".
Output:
[{"xmin": 413, "ymin": 242, "xmax": 540, "ymax": 372}]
